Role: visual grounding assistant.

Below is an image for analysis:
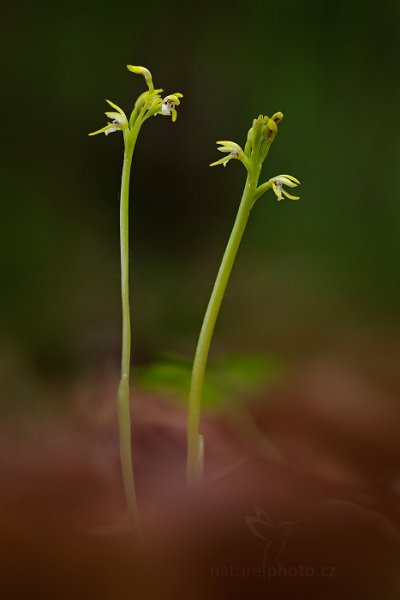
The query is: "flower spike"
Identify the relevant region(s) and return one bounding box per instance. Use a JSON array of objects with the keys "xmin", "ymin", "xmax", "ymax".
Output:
[
  {"xmin": 212, "ymin": 112, "xmax": 286, "ymax": 170},
  {"xmin": 89, "ymin": 72, "xmax": 183, "ymax": 136}
]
